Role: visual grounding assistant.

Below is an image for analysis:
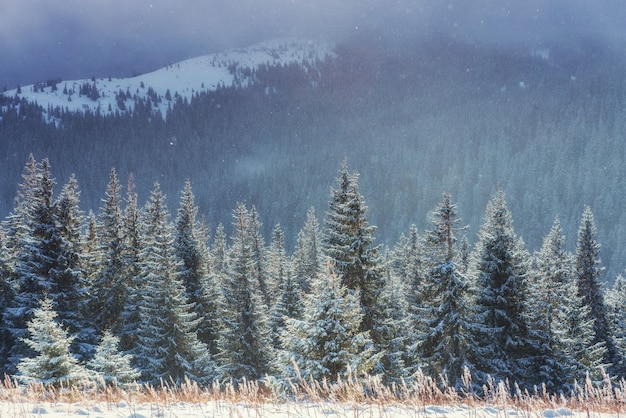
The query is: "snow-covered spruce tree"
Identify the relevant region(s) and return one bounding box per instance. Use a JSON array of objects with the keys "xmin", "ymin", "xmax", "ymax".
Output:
[
  {"xmin": 208, "ymin": 224, "xmax": 229, "ymax": 336},
  {"xmin": 0, "ymin": 226, "xmax": 16, "ymax": 374},
  {"xmin": 387, "ymin": 227, "xmax": 423, "ymax": 376},
  {"xmin": 82, "ymin": 211, "xmax": 99, "ymax": 283},
  {"xmin": 2, "ymin": 156, "xmax": 39, "ymax": 372},
  {"xmin": 205, "ymin": 223, "xmax": 229, "ymax": 359},
  {"xmin": 279, "ymin": 265, "xmax": 378, "ymax": 382},
  {"xmin": 90, "ymin": 168, "xmax": 127, "ymax": 333},
  {"xmin": 17, "ymin": 297, "xmax": 88, "ymax": 386},
  {"xmin": 606, "ymin": 274, "xmax": 626, "ymax": 372},
  {"xmin": 5, "ymin": 159, "xmax": 90, "ymax": 371},
  {"xmin": 396, "ymin": 225, "xmax": 428, "ymax": 374},
  {"xmin": 133, "ymin": 182, "xmax": 215, "ymax": 385},
  {"xmin": 323, "ymin": 160, "xmax": 359, "ymax": 289},
  {"xmin": 248, "ymin": 206, "xmax": 272, "ymax": 309},
  {"xmin": 322, "ymin": 160, "xmax": 405, "ymax": 382},
  {"xmin": 198, "ymin": 220, "xmax": 223, "ymax": 357},
  {"xmin": 379, "ymin": 265, "xmax": 412, "ymax": 383},
  {"xmin": 174, "ymin": 179, "xmax": 220, "ymax": 355},
  {"xmin": 119, "ymin": 174, "xmax": 143, "ymax": 352},
  {"xmin": 527, "ymin": 218, "xmax": 574, "ymax": 391},
  {"xmin": 211, "ymin": 223, "xmax": 228, "ymax": 280},
  {"xmin": 88, "ymin": 330, "xmax": 139, "ymax": 386},
  {"xmin": 5, "ymin": 158, "xmax": 56, "ymax": 371},
  {"xmin": 268, "ymin": 224, "xmax": 302, "ymax": 349},
  {"xmin": 3, "ymin": 154, "xmax": 39, "ymax": 264},
  {"xmin": 292, "ymin": 207, "xmax": 322, "ymax": 294},
  {"xmin": 267, "ymin": 225, "xmax": 289, "ymax": 304},
  {"xmin": 458, "ymin": 235, "xmax": 470, "ymax": 275},
  {"xmin": 575, "ymin": 207, "xmax": 622, "ymax": 377},
  {"xmin": 217, "ymin": 203, "xmax": 274, "ymax": 382},
  {"xmin": 527, "ymin": 218, "xmax": 603, "ymax": 391},
  {"xmin": 1, "ymin": 156, "xmax": 38, "ymax": 362},
  {"xmin": 412, "ymin": 193, "xmax": 477, "ymax": 389},
  {"xmin": 471, "ymin": 190, "xmax": 534, "ymax": 388},
  {"xmin": 51, "ymin": 175, "xmax": 94, "ymax": 359},
  {"xmin": 271, "ymin": 272, "xmax": 303, "ymax": 351}
]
